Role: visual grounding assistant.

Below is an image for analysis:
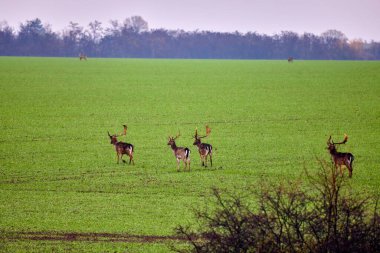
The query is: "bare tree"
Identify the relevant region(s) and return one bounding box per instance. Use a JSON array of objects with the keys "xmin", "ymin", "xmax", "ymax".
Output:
[
  {"xmin": 321, "ymin": 29, "xmax": 347, "ymax": 43},
  {"xmin": 130, "ymin": 16, "xmax": 148, "ymax": 33},
  {"xmin": 65, "ymin": 22, "xmax": 83, "ymax": 43},
  {"xmin": 88, "ymin": 20, "xmax": 104, "ymax": 43},
  {"xmin": 106, "ymin": 19, "xmax": 121, "ymax": 36}
]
